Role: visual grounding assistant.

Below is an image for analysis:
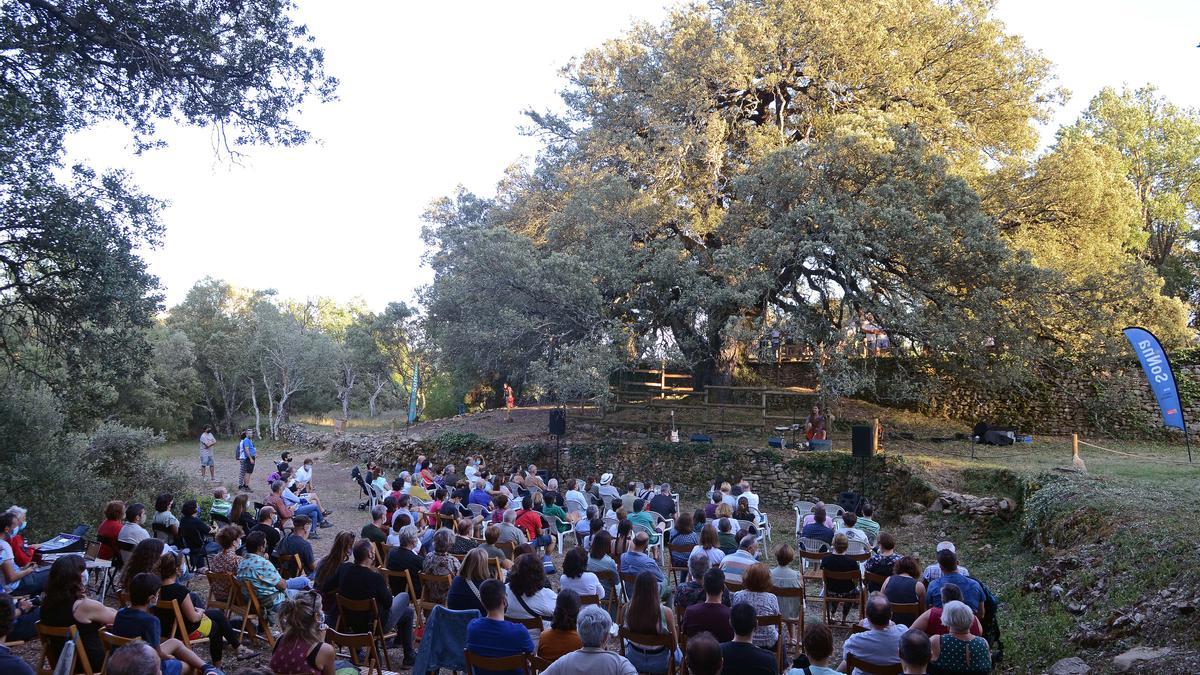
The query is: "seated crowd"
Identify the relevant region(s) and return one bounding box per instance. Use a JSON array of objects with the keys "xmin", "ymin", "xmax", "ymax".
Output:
[{"xmin": 0, "ymin": 453, "xmax": 996, "ymax": 675}]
